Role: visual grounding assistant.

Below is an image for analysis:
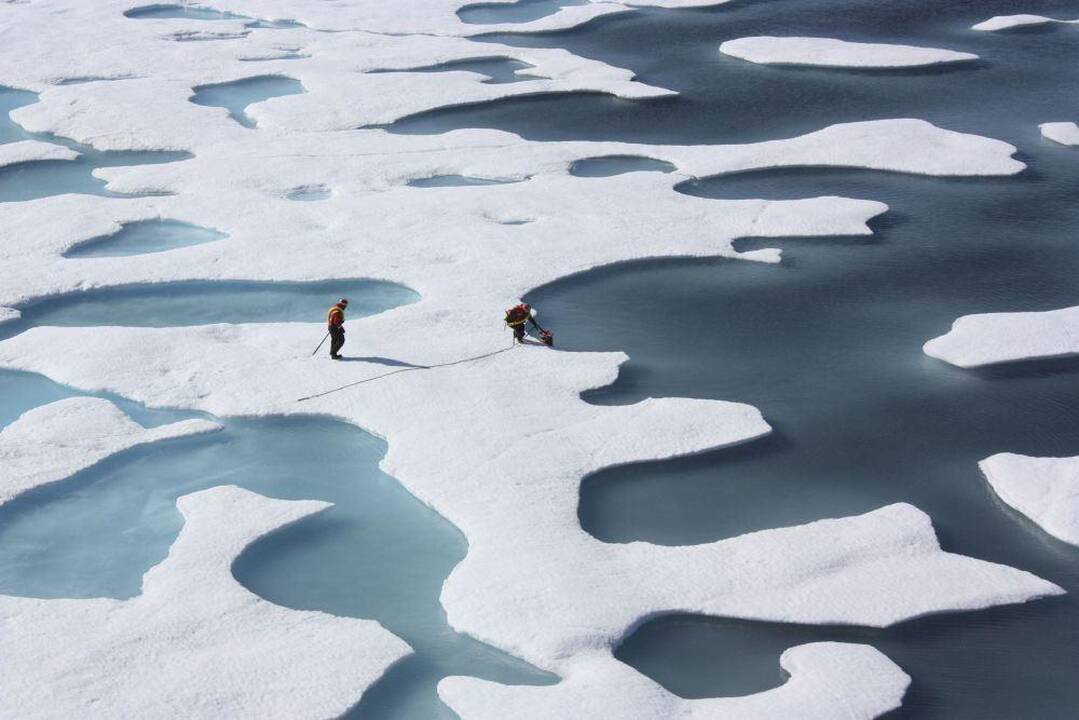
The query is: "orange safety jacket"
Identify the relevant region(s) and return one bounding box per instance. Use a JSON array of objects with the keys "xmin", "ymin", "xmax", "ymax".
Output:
[
  {"xmin": 505, "ymin": 304, "xmax": 530, "ymax": 327},
  {"xmin": 327, "ymin": 305, "xmax": 346, "ymax": 327}
]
